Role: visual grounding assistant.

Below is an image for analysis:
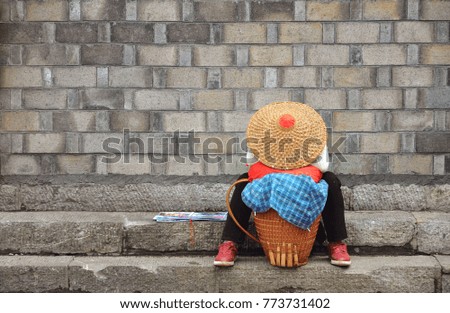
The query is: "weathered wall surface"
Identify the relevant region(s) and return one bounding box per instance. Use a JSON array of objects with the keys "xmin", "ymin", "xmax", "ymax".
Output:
[{"xmin": 0, "ymin": 0, "xmax": 449, "ymax": 176}]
